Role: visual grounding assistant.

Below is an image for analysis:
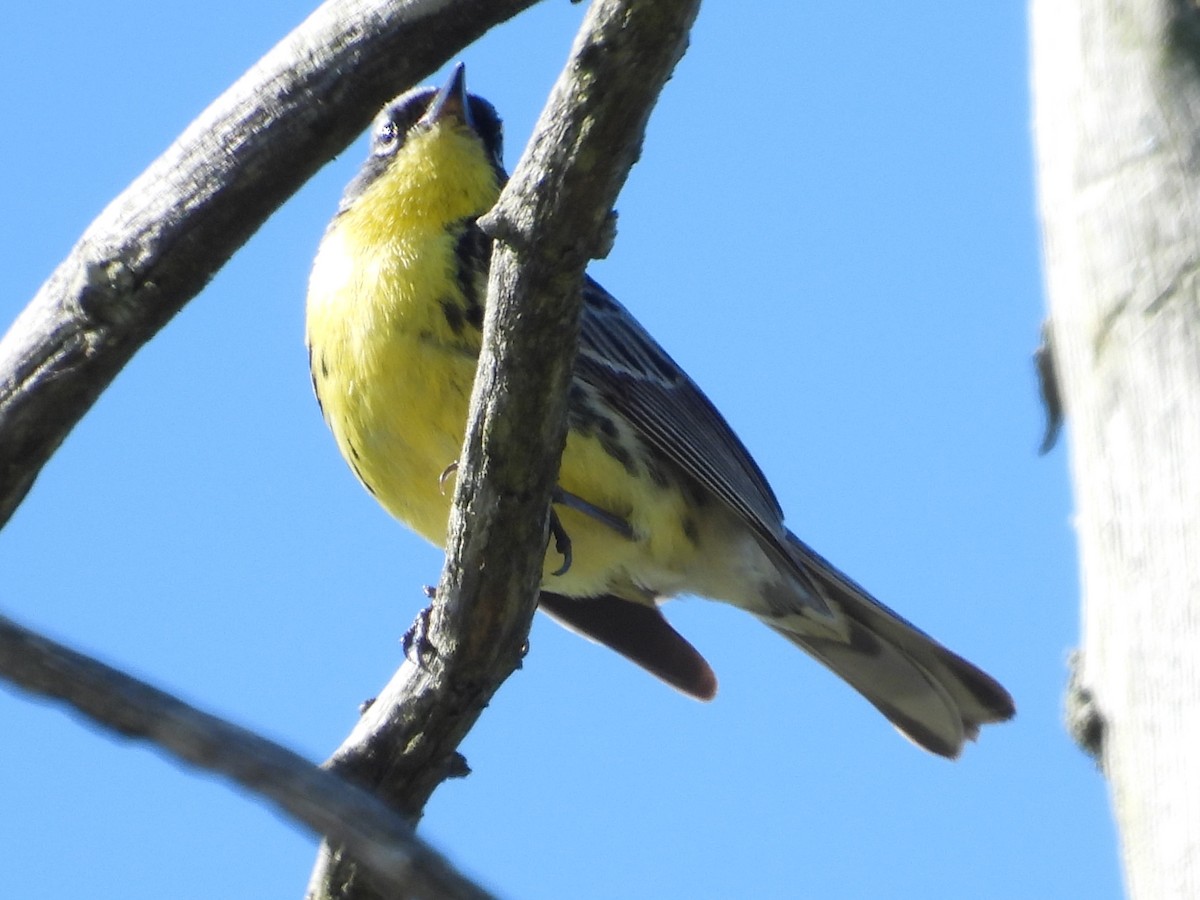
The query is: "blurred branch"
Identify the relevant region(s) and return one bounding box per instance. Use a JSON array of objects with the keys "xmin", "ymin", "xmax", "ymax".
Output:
[
  {"xmin": 306, "ymin": 0, "xmax": 701, "ymax": 897},
  {"xmin": 0, "ymin": 0, "xmax": 540, "ymax": 530},
  {"xmin": 0, "ymin": 610, "xmax": 493, "ymax": 900},
  {"xmin": 1033, "ymin": 0, "xmax": 1200, "ymax": 894}
]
